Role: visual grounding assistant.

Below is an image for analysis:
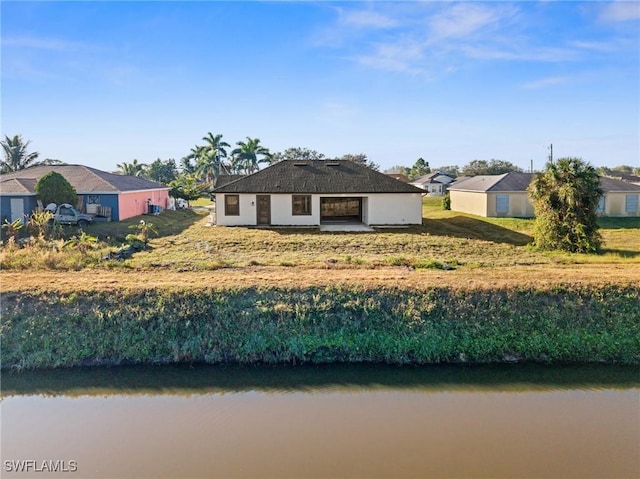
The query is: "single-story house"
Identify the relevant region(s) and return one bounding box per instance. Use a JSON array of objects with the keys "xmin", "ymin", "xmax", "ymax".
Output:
[
  {"xmin": 409, "ymin": 172, "xmax": 457, "ymax": 196},
  {"xmin": 597, "ymin": 177, "xmax": 640, "ymax": 216},
  {"xmin": 448, "ymin": 172, "xmax": 640, "ymax": 218},
  {"xmin": 212, "ymin": 160, "xmax": 424, "ymax": 226},
  {"xmin": 449, "ymin": 172, "xmax": 535, "ymax": 218},
  {"xmin": 0, "ymin": 164, "xmax": 169, "ymax": 223}
]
